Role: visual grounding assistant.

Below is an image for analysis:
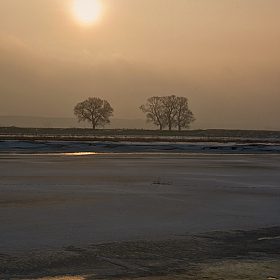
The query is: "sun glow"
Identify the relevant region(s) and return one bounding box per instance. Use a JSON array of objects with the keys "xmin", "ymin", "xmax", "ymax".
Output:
[{"xmin": 73, "ymin": 0, "xmax": 101, "ymax": 24}]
